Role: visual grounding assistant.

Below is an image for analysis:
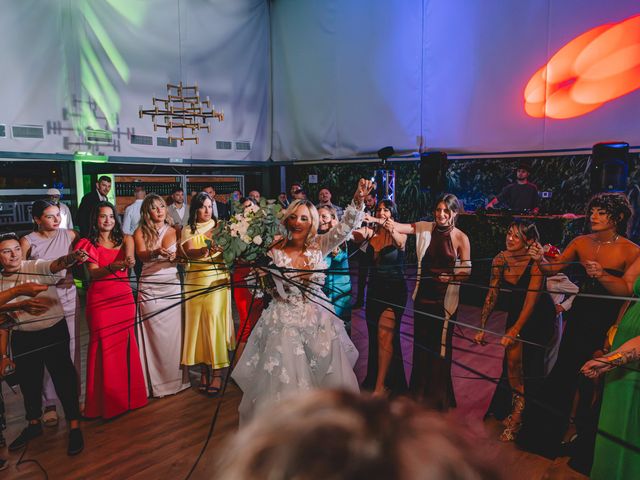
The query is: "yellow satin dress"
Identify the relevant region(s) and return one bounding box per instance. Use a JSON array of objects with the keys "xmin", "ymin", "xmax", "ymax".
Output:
[{"xmin": 181, "ymin": 222, "xmax": 235, "ymax": 367}]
